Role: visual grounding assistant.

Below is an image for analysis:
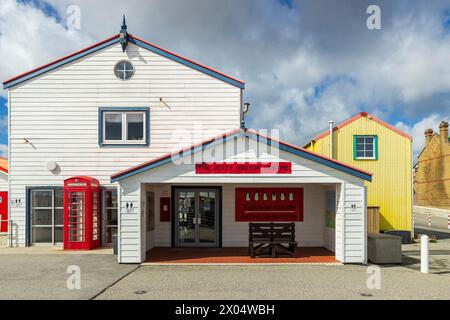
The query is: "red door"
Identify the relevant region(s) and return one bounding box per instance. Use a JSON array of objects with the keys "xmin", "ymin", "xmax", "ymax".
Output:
[{"xmin": 0, "ymin": 192, "xmax": 8, "ymax": 233}]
